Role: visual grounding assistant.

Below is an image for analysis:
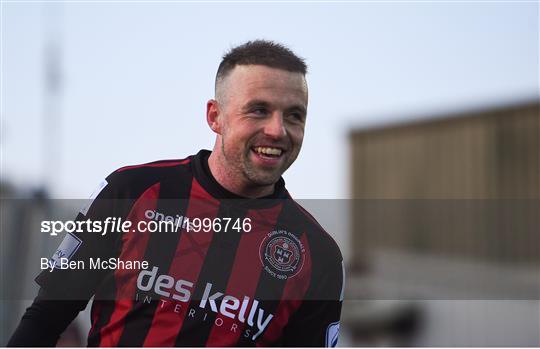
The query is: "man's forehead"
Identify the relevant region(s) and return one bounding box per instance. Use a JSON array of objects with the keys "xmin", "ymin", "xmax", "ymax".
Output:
[
  {"xmin": 229, "ymin": 64, "xmax": 304, "ymax": 79},
  {"xmin": 225, "ymin": 65, "xmax": 308, "ymax": 99}
]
